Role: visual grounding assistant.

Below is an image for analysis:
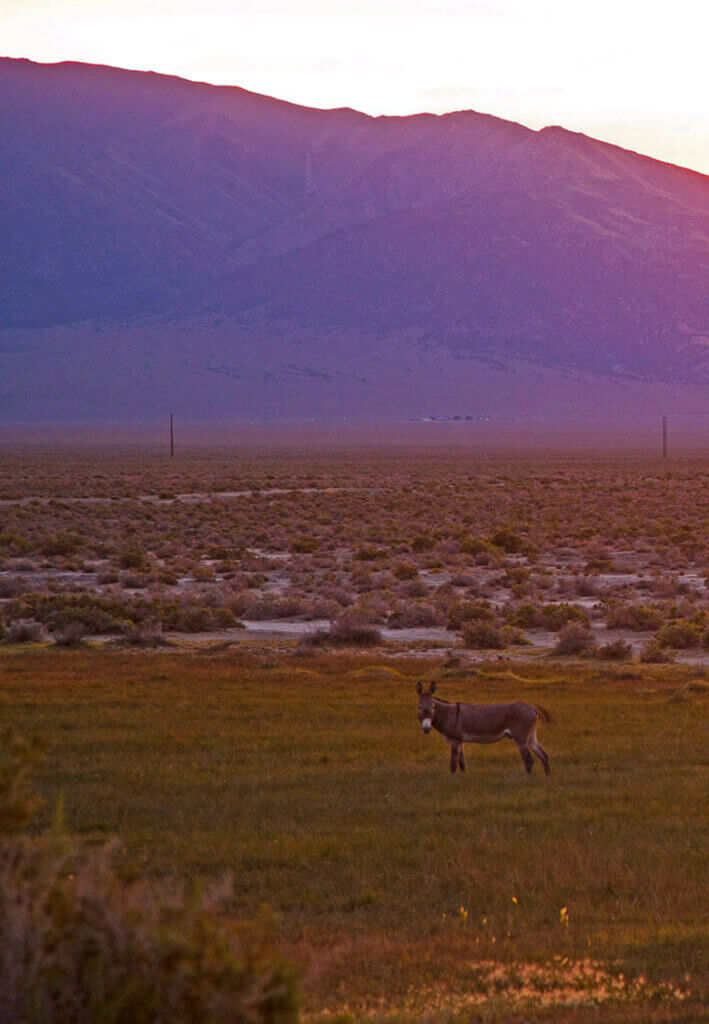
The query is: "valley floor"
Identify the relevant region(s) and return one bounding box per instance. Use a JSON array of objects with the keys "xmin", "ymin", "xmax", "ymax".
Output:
[{"xmin": 1, "ymin": 648, "xmax": 706, "ymax": 1023}]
